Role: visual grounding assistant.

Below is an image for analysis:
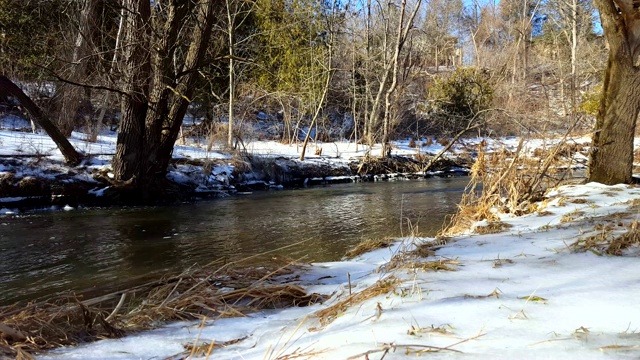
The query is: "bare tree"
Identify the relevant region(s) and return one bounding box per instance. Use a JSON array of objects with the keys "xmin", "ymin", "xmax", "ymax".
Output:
[{"xmin": 367, "ymin": 0, "xmax": 421, "ymax": 157}]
